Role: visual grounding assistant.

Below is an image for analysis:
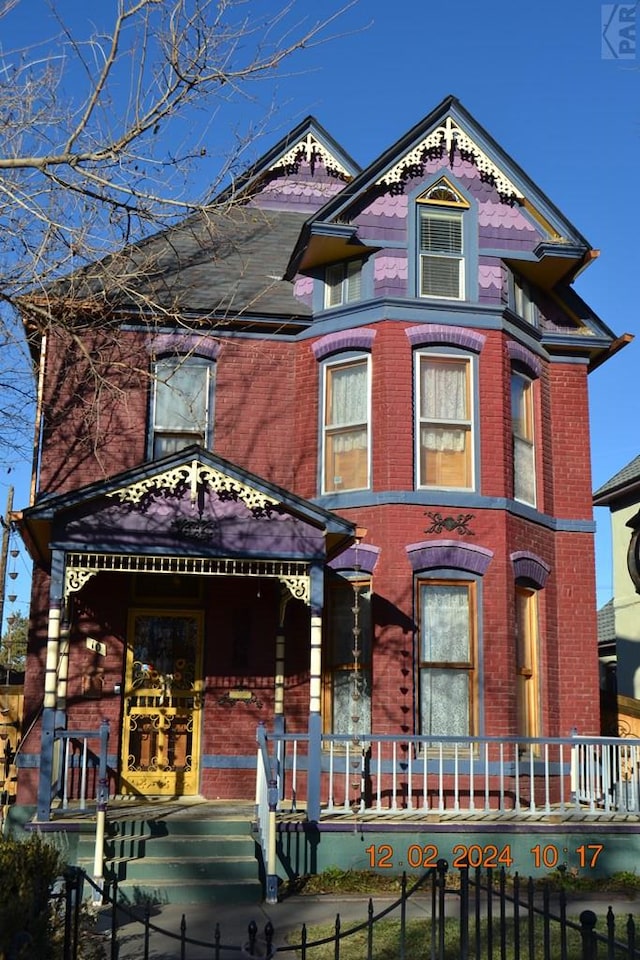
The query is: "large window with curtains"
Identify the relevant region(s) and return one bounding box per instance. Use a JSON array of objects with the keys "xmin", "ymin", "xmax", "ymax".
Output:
[
  {"xmin": 416, "ymin": 353, "xmax": 473, "ymax": 489},
  {"xmin": 324, "ymin": 571, "xmax": 372, "ymax": 736},
  {"xmin": 418, "ymin": 580, "xmax": 476, "ymax": 738},
  {"xmin": 322, "ymin": 356, "xmax": 370, "ymax": 493}
]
